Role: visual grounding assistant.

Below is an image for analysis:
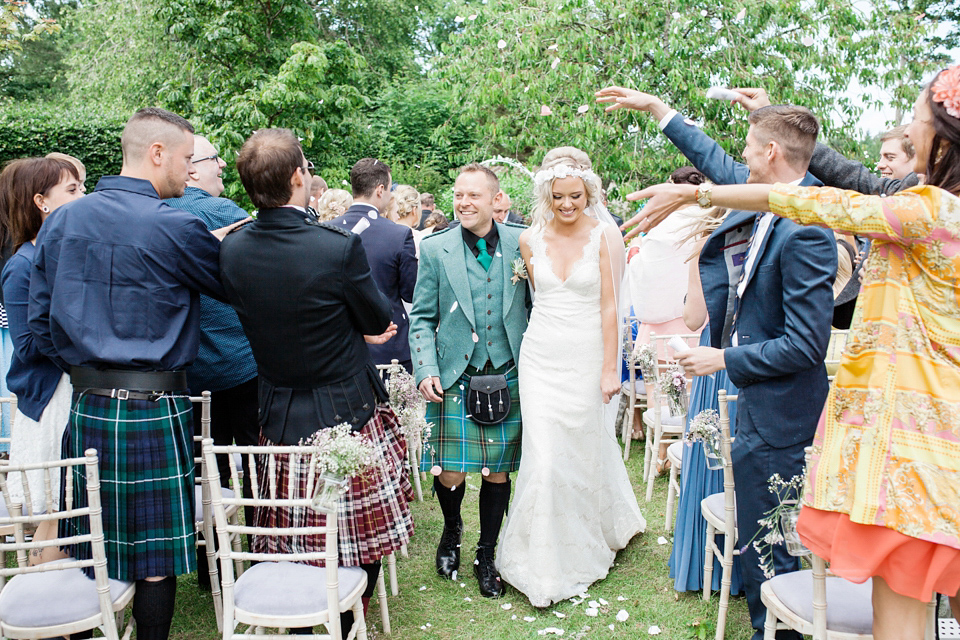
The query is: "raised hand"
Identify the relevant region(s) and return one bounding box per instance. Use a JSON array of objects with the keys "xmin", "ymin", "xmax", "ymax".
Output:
[
  {"xmin": 595, "ymin": 86, "xmax": 671, "ymax": 120},
  {"xmin": 729, "ymin": 87, "xmax": 772, "ymax": 112},
  {"xmin": 364, "ymin": 322, "xmax": 398, "ymax": 344},
  {"xmin": 620, "ymin": 183, "xmax": 699, "ymax": 240}
]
